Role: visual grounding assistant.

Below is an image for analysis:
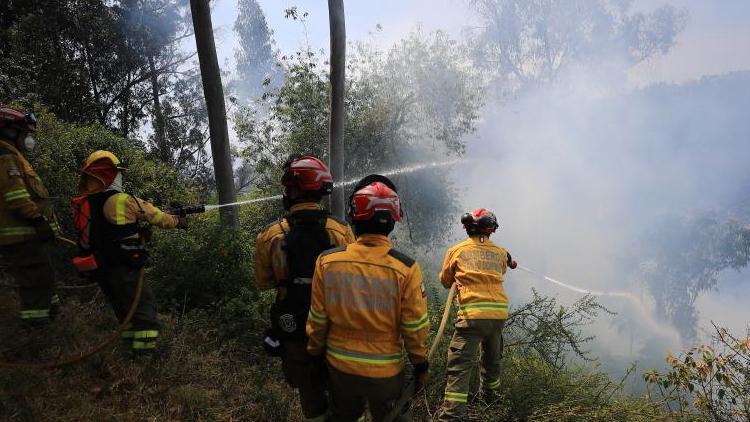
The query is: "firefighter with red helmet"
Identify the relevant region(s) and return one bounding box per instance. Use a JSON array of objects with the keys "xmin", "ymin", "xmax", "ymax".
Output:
[
  {"xmin": 73, "ymin": 150, "xmax": 186, "ymax": 355},
  {"xmin": 0, "ymin": 105, "xmax": 61, "ymax": 325},
  {"xmin": 438, "ymin": 208, "xmax": 517, "ymax": 421},
  {"xmin": 254, "ymin": 155, "xmax": 355, "ymax": 422},
  {"xmin": 306, "ymin": 175, "xmax": 430, "ymax": 422}
]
